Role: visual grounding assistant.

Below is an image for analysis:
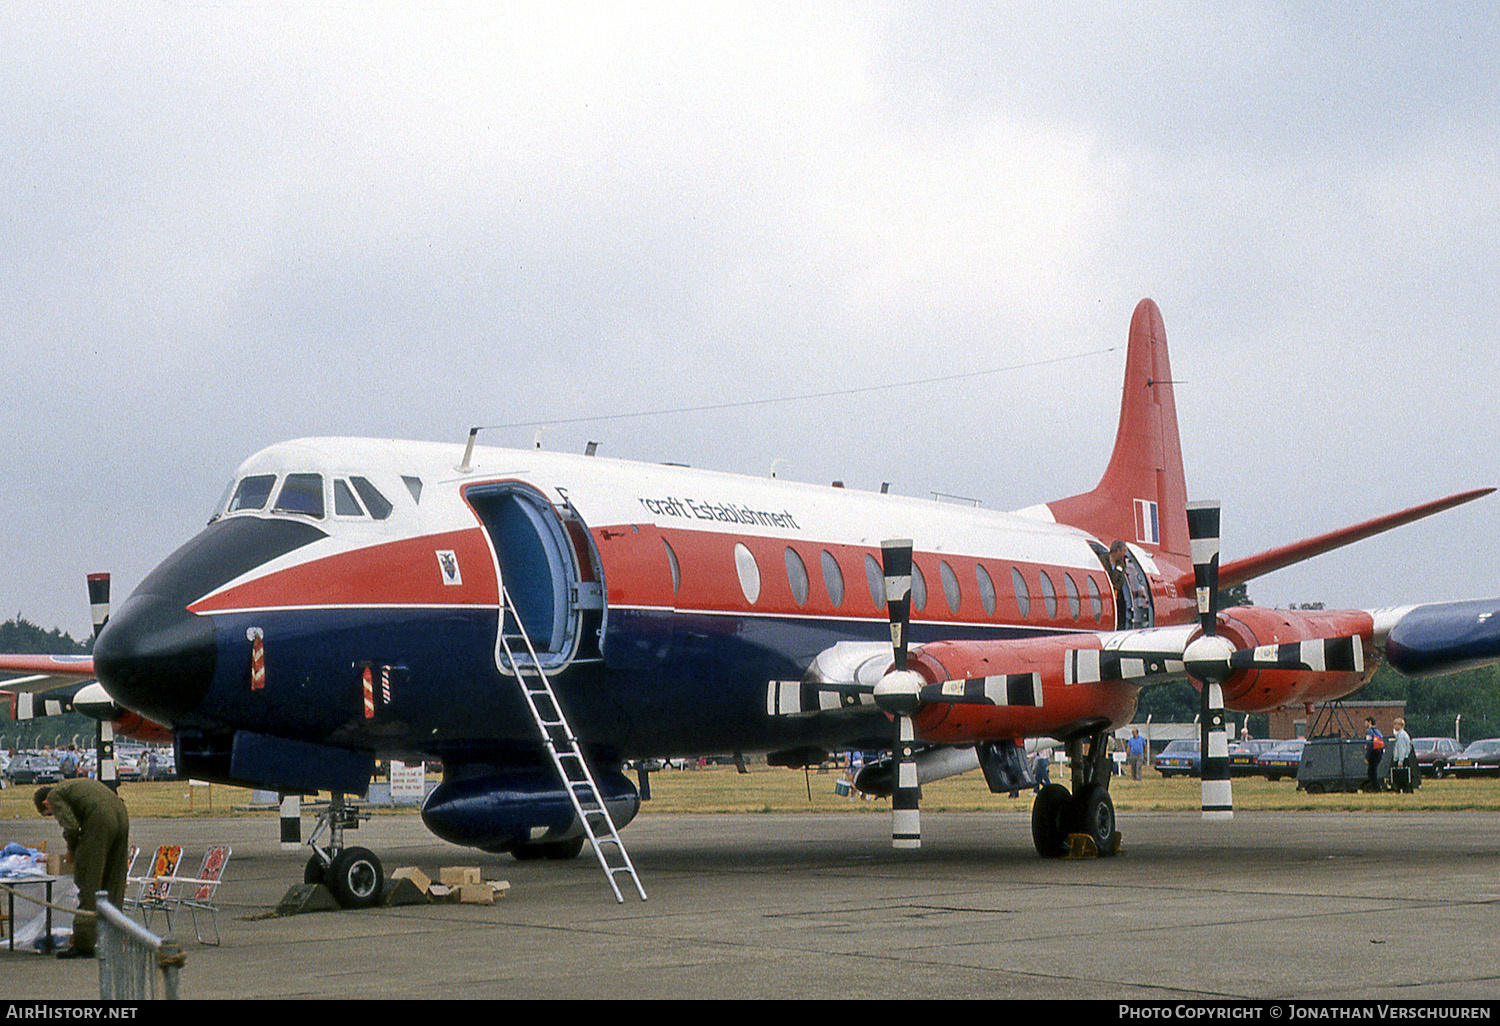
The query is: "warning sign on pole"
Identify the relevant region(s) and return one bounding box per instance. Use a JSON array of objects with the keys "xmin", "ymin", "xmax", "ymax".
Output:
[{"xmin": 390, "ymin": 760, "xmax": 426, "ymax": 803}]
